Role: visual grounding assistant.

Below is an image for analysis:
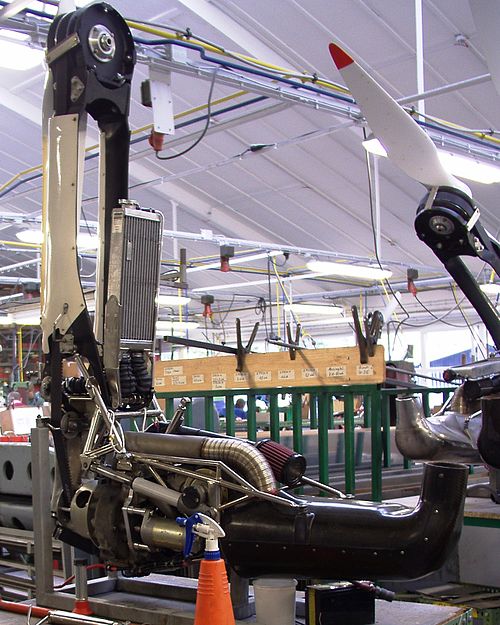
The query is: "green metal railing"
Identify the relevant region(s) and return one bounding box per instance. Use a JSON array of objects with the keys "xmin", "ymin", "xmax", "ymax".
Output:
[{"xmin": 157, "ymin": 384, "xmax": 456, "ymax": 501}]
